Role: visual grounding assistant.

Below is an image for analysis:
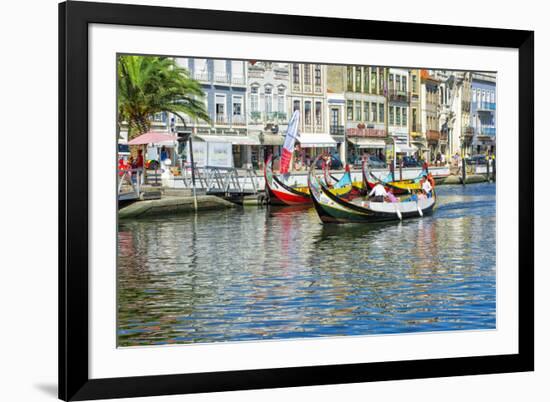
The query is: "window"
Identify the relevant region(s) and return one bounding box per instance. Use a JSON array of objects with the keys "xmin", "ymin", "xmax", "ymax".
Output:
[
  {"xmin": 304, "ymin": 65, "xmax": 311, "ymax": 85},
  {"xmin": 175, "ymin": 58, "xmax": 188, "ymax": 69},
  {"xmin": 477, "ymin": 89, "xmax": 481, "ymax": 107},
  {"xmin": 440, "ymin": 87, "xmax": 444, "ymax": 104},
  {"xmin": 250, "ymin": 86, "xmax": 259, "ymax": 113},
  {"xmin": 371, "ymin": 102, "xmax": 377, "ymax": 123},
  {"xmin": 389, "ymin": 74, "xmax": 394, "ymax": 91},
  {"xmin": 396, "ymin": 105, "xmax": 401, "ymax": 125},
  {"xmin": 265, "ymin": 86, "xmax": 272, "ymax": 114},
  {"xmin": 233, "ymin": 96, "xmax": 243, "ymax": 115},
  {"xmin": 389, "ymin": 106, "xmax": 394, "ymax": 125},
  {"xmin": 347, "ymin": 100, "xmax": 353, "ymax": 121},
  {"xmin": 152, "ymin": 112, "xmax": 165, "ymax": 122},
  {"xmin": 371, "ymin": 69, "xmax": 377, "ymax": 93},
  {"xmin": 194, "ymin": 58, "xmax": 208, "ymax": 79},
  {"xmin": 347, "ymin": 66, "xmax": 353, "ymax": 91},
  {"xmin": 231, "ymin": 60, "xmax": 244, "ymax": 82},
  {"xmin": 363, "ymin": 101, "xmax": 369, "ymax": 122},
  {"xmin": 315, "ymin": 65, "xmax": 322, "ymax": 87},
  {"xmin": 315, "ymin": 101, "xmax": 322, "ymax": 126},
  {"xmin": 472, "ymin": 88, "xmax": 477, "ymax": 102},
  {"xmin": 214, "ymin": 59, "xmax": 226, "ymax": 81},
  {"xmin": 379, "ymin": 103, "xmax": 385, "ymax": 123},
  {"xmin": 491, "ymin": 91, "xmax": 495, "ymax": 104},
  {"xmin": 412, "ymin": 74, "xmax": 417, "ymax": 93},
  {"xmin": 402, "ymin": 76, "xmax": 407, "ymax": 93},
  {"xmin": 277, "ymin": 87, "xmax": 285, "ymax": 114},
  {"xmin": 363, "ymin": 67, "xmax": 369, "ymax": 93},
  {"xmin": 215, "ymin": 94, "xmax": 225, "ymax": 123},
  {"xmin": 292, "ymin": 64, "xmax": 300, "ymax": 84},
  {"xmin": 293, "ymin": 99, "xmax": 300, "ymax": 111},
  {"xmin": 304, "ymin": 101, "xmax": 312, "ymax": 124},
  {"xmin": 402, "ymin": 107, "xmax": 407, "ymax": 126},
  {"xmin": 412, "ymin": 108, "xmax": 418, "ymax": 131},
  {"xmin": 355, "ymin": 100, "xmax": 361, "ymax": 121},
  {"xmin": 355, "ymin": 67, "xmax": 362, "ymax": 92},
  {"xmin": 378, "ymin": 68, "xmax": 384, "ymax": 94}
]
